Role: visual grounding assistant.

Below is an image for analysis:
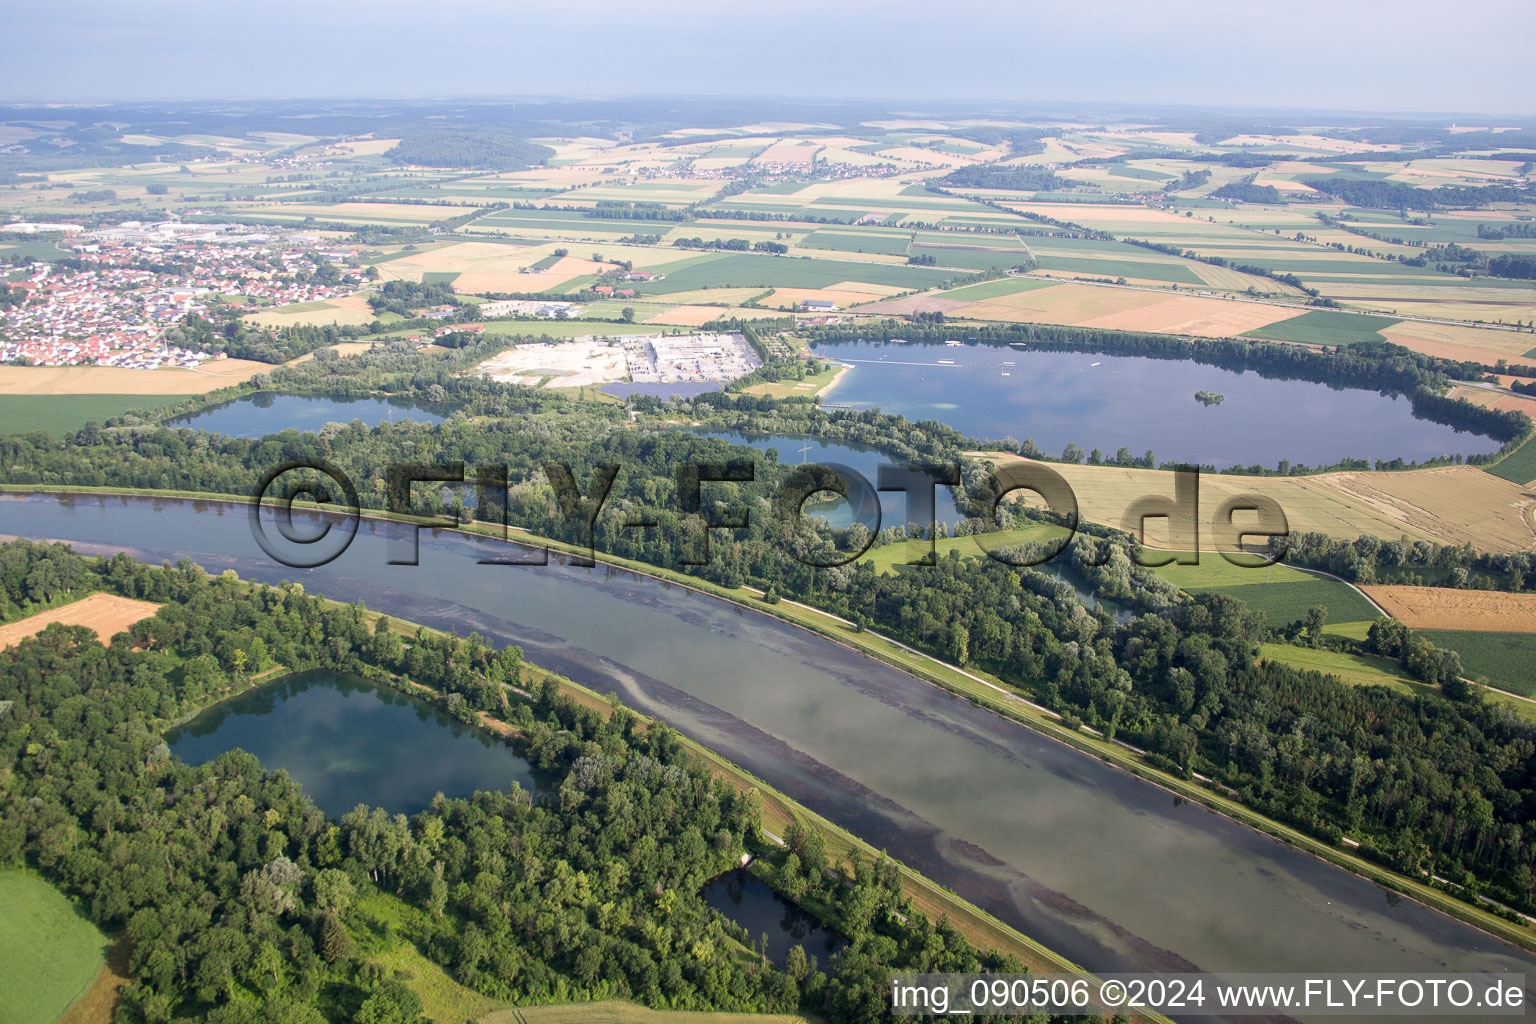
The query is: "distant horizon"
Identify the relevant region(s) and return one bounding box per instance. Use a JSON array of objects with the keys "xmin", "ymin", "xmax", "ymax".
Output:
[
  {"xmin": 6, "ymin": 0, "xmax": 1534, "ymax": 117},
  {"xmin": 1, "ymin": 94, "xmax": 1533, "ymax": 126}
]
